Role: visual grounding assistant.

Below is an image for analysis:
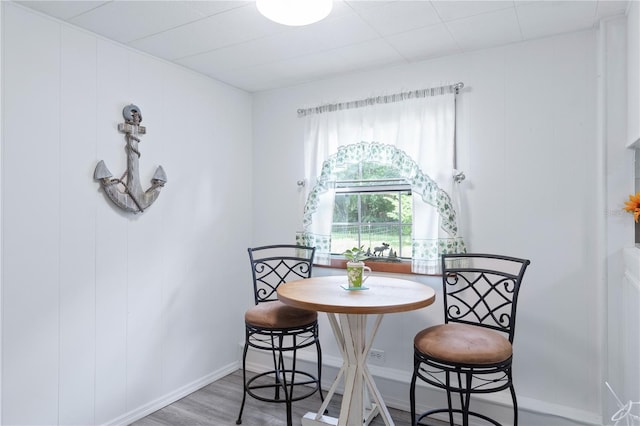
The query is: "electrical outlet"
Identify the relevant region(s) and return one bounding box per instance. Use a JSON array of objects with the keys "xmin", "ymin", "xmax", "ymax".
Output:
[{"xmin": 368, "ymin": 348, "xmax": 385, "ymax": 364}]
